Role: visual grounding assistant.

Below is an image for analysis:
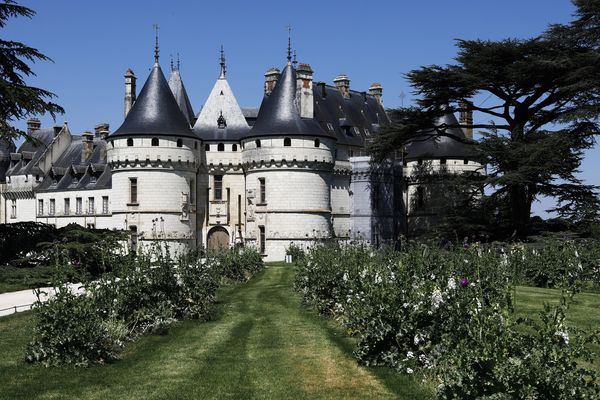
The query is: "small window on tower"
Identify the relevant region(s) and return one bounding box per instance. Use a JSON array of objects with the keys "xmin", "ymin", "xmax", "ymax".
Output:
[
  {"xmin": 151, "ymin": 137, "xmax": 159, "ymax": 146},
  {"xmin": 283, "ymin": 137, "xmax": 291, "ymax": 147},
  {"xmin": 255, "ymin": 140, "xmax": 261, "ymax": 148},
  {"xmin": 177, "ymin": 139, "xmax": 183, "ymax": 147},
  {"xmin": 314, "ymin": 138, "xmax": 320, "ymax": 148},
  {"xmin": 232, "ymin": 144, "xmax": 237, "ymax": 151},
  {"xmin": 217, "ymin": 113, "xmax": 227, "ymax": 129},
  {"xmin": 127, "ymin": 138, "xmax": 133, "ymax": 147},
  {"xmin": 218, "ymin": 143, "xmax": 225, "ymax": 152},
  {"xmin": 440, "ymin": 158, "xmax": 447, "ymax": 165},
  {"xmin": 464, "ymin": 159, "xmax": 469, "ymax": 165},
  {"xmin": 205, "ymin": 144, "xmax": 210, "ymax": 151}
]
